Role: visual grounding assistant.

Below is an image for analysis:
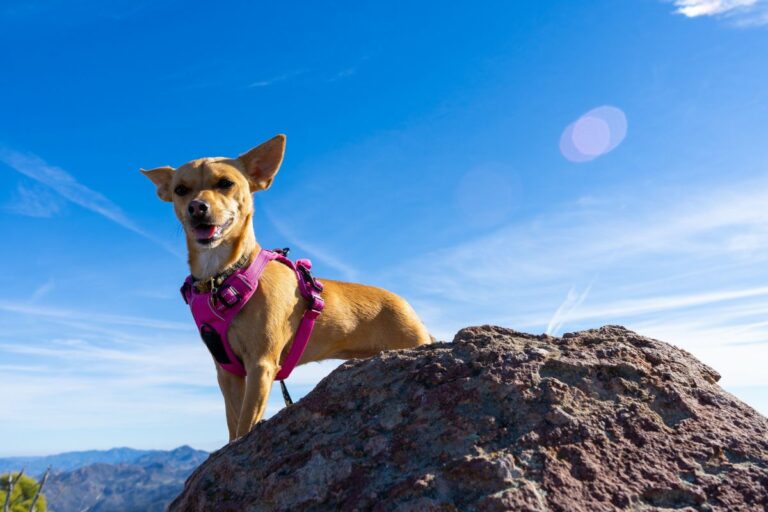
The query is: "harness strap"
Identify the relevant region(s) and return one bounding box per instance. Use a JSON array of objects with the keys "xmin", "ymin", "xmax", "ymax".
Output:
[
  {"xmin": 271, "ymin": 254, "xmax": 325, "ymax": 381},
  {"xmin": 181, "ymin": 248, "xmax": 324, "ymax": 383}
]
